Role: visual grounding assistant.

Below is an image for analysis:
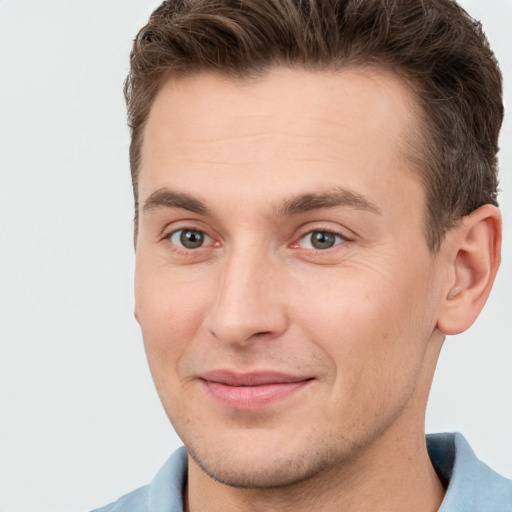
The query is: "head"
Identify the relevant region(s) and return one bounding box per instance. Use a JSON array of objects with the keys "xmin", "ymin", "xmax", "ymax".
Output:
[{"xmin": 127, "ymin": 0, "xmax": 503, "ymax": 496}]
